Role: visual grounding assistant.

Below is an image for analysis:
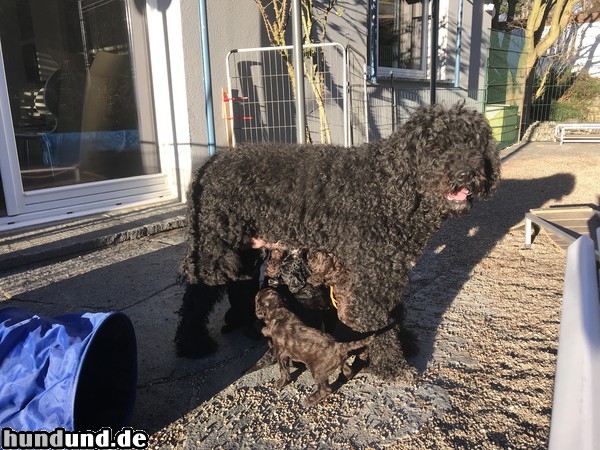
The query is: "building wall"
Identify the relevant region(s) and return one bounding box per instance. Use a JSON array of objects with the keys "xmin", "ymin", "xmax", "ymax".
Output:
[
  {"xmin": 440, "ymin": 0, "xmax": 494, "ymax": 91},
  {"xmin": 180, "ymin": 0, "xmax": 264, "ymax": 168},
  {"xmin": 544, "ymin": 17, "xmax": 600, "ymax": 77},
  {"xmin": 175, "ymin": 0, "xmax": 493, "ymax": 176},
  {"xmin": 180, "ymin": 0, "xmax": 372, "ymax": 169}
]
